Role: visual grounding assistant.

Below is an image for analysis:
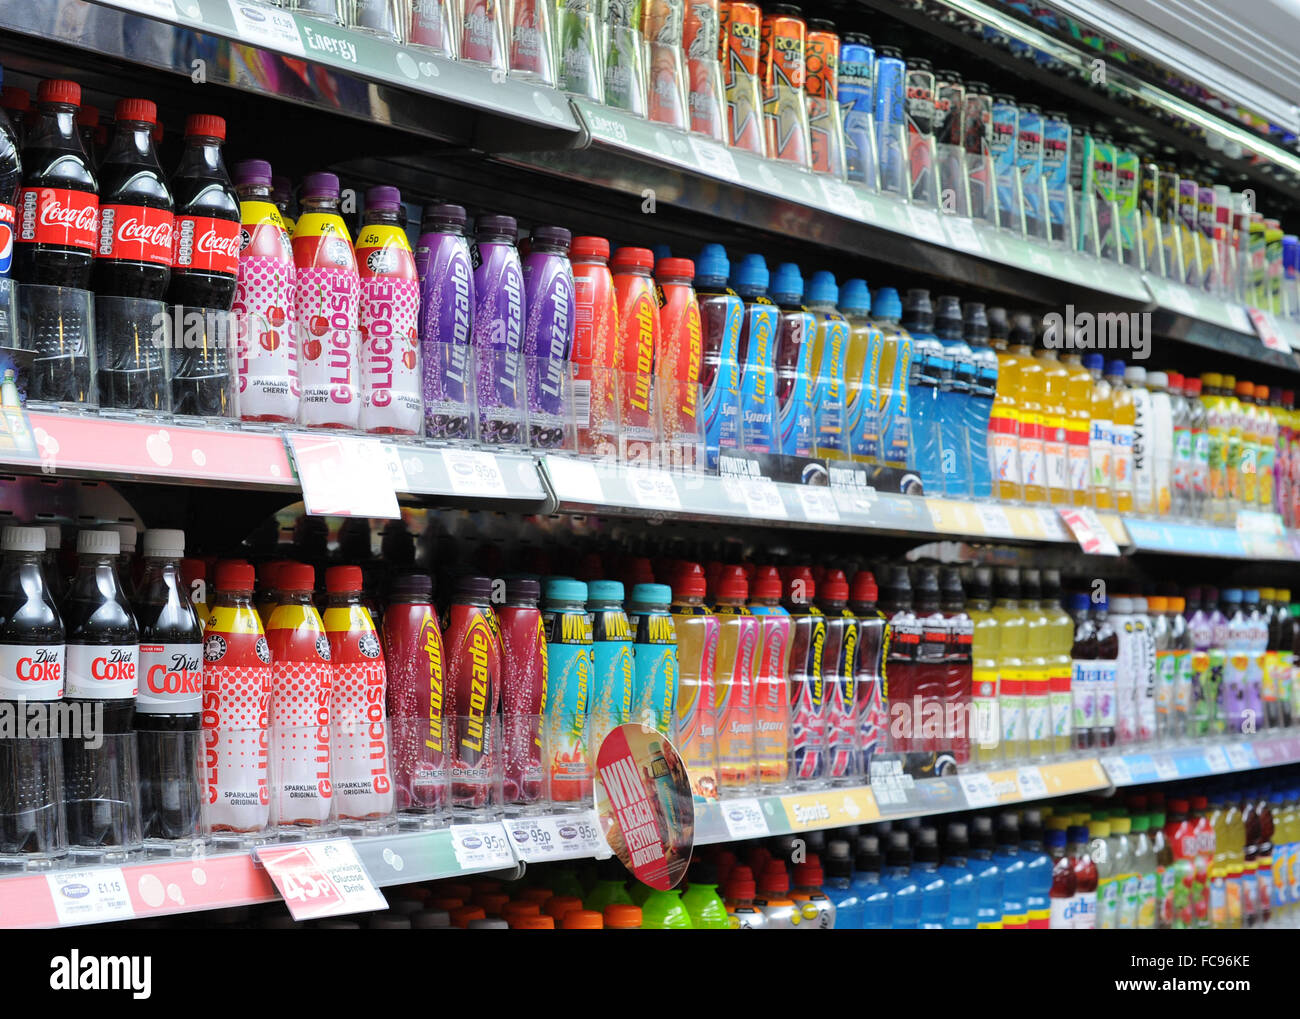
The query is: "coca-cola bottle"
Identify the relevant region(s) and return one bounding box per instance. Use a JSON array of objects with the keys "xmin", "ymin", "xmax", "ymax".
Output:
[
  {"xmin": 61, "ymin": 529, "xmax": 142, "ymax": 856},
  {"xmin": 93, "ymin": 98, "xmax": 173, "ymax": 299},
  {"xmin": 15, "ymin": 79, "xmax": 98, "ymax": 289},
  {"xmin": 0, "ymin": 525, "xmax": 66, "ymax": 864},
  {"xmin": 75, "ymin": 105, "xmax": 100, "ymax": 167},
  {"xmin": 133, "ymin": 529, "xmax": 203, "ymax": 844},
  {"xmin": 168, "ymin": 114, "xmax": 238, "ymax": 311}
]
